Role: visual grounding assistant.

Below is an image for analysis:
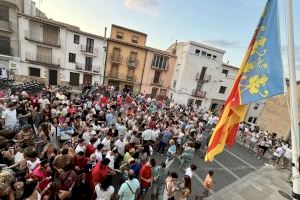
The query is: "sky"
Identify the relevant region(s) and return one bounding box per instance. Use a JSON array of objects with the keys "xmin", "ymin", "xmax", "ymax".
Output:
[{"xmin": 33, "ymin": 0, "xmax": 300, "ymax": 74}]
